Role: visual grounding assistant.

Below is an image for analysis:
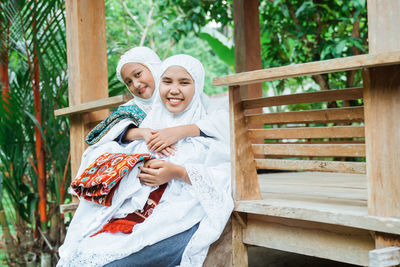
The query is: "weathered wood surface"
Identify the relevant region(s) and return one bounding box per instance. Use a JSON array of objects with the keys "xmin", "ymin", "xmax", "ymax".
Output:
[
  {"xmin": 229, "ymin": 85, "xmax": 261, "ymax": 201},
  {"xmin": 369, "ymin": 246, "xmax": 400, "ymax": 267},
  {"xmin": 213, "ymin": 51, "xmax": 400, "ymax": 86},
  {"xmin": 243, "ymin": 215, "xmax": 374, "ymax": 266},
  {"xmin": 246, "ymin": 106, "xmax": 364, "ymax": 125},
  {"xmin": 252, "ymin": 143, "xmax": 365, "ymax": 157},
  {"xmin": 65, "ymin": 0, "xmax": 109, "ymax": 178},
  {"xmin": 55, "ymin": 94, "xmax": 132, "ymax": 117},
  {"xmin": 255, "ymin": 158, "xmax": 366, "ymax": 174},
  {"xmin": 248, "ymin": 126, "xmax": 365, "ymax": 139},
  {"xmin": 233, "ymin": 172, "xmax": 400, "ymax": 235},
  {"xmin": 60, "ymin": 203, "xmax": 79, "ymax": 214},
  {"xmin": 243, "ymin": 87, "xmax": 362, "ymax": 109},
  {"xmin": 365, "ymin": 0, "xmax": 400, "ymax": 250}
]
